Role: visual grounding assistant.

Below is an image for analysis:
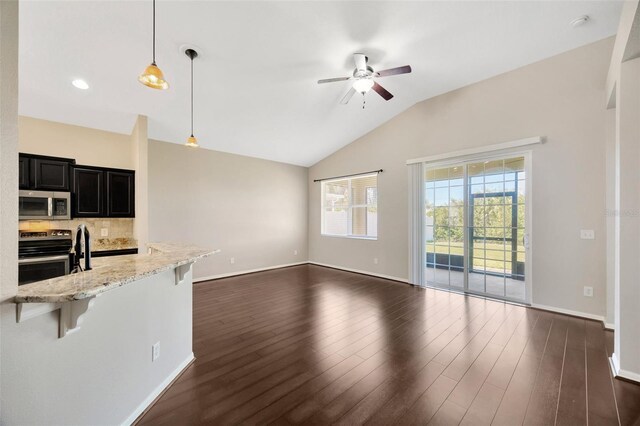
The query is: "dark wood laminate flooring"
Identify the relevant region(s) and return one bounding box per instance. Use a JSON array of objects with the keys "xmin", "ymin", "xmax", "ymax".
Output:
[{"xmin": 137, "ymin": 265, "xmax": 640, "ymax": 425}]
